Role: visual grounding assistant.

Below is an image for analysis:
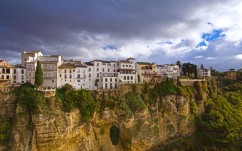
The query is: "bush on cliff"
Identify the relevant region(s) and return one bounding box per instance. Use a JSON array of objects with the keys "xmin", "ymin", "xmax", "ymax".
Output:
[{"xmin": 56, "ymin": 84, "xmax": 97, "ymax": 121}]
